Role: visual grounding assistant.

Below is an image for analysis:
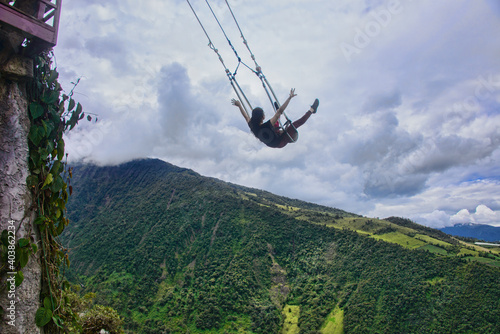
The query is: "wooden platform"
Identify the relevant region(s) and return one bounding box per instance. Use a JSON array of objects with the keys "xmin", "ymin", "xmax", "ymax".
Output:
[{"xmin": 0, "ymin": 0, "xmax": 61, "ymax": 47}]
